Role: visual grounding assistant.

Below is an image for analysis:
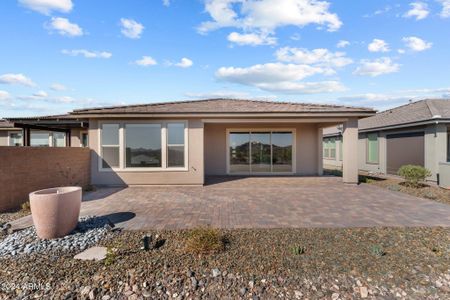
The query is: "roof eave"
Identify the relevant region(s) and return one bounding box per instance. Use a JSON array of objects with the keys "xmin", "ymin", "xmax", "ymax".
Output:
[
  {"xmin": 70, "ymin": 111, "xmax": 376, "ymax": 118},
  {"xmin": 359, "ymin": 118, "xmax": 450, "ymax": 133}
]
